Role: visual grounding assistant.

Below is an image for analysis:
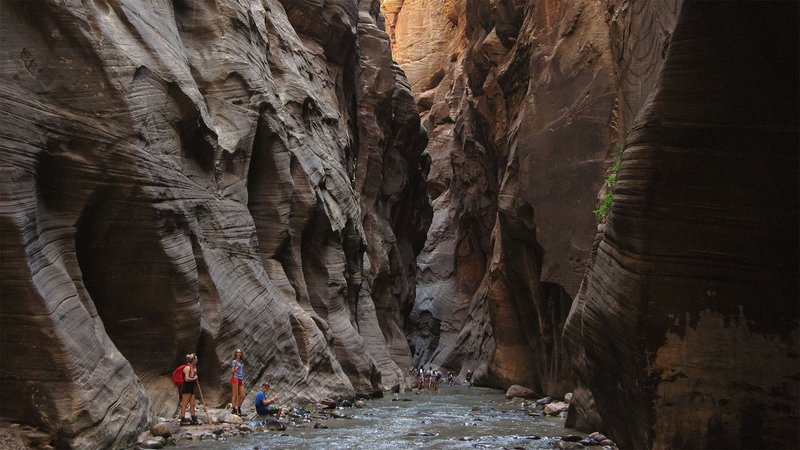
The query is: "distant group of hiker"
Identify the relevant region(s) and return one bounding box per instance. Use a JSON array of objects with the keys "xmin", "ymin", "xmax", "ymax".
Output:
[
  {"xmin": 172, "ymin": 348, "xmax": 279, "ymax": 425},
  {"xmin": 414, "ymin": 366, "xmax": 472, "ymax": 389}
]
